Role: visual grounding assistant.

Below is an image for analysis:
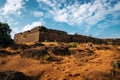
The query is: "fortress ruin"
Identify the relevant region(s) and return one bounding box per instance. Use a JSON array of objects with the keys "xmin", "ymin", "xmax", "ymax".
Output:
[
  {"xmin": 14, "ymin": 26, "xmax": 105, "ymax": 44},
  {"xmin": 14, "ymin": 26, "xmax": 69, "ymax": 44}
]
